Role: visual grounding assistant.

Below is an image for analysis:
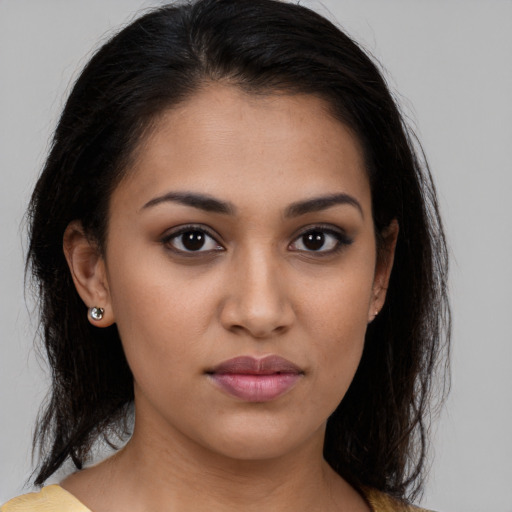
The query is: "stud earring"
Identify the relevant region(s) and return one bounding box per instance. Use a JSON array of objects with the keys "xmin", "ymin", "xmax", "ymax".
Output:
[{"xmin": 89, "ymin": 307, "xmax": 105, "ymax": 321}]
